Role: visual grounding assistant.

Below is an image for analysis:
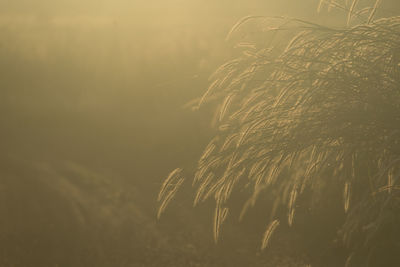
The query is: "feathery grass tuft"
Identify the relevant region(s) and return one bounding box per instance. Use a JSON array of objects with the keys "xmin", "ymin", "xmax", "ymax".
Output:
[
  {"xmin": 261, "ymin": 219, "xmax": 280, "ymax": 250},
  {"xmin": 157, "ymin": 168, "xmax": 185, "ymax": 219},
  {"xmin": 159, "ymin": 0, "xmax": 400, "ymax": 265}
]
